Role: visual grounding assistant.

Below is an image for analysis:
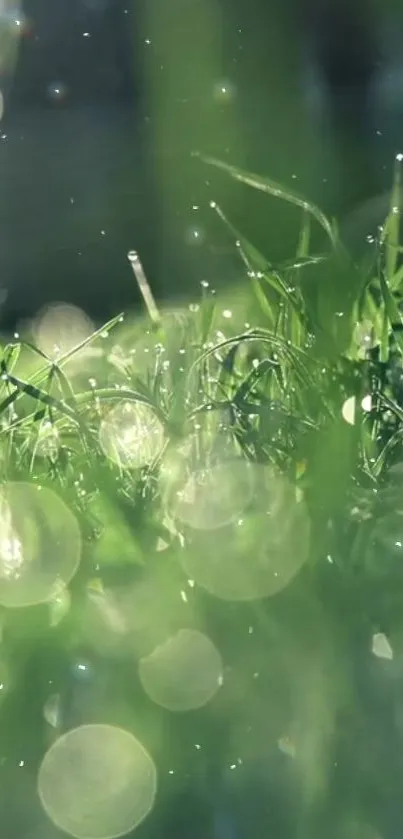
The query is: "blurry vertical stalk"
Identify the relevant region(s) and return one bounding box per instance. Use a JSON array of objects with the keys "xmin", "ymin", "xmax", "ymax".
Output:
[
  {"xmin": 0, "ymin": 1, "xmax": 22, "ymax": 118},
  {"xmin": 127, "ymin": 249, "xmax": 160, "ymax": 326},
  {"xmin": 142, "ymin": 0, "xmax": 242, "ymax": 292}
]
